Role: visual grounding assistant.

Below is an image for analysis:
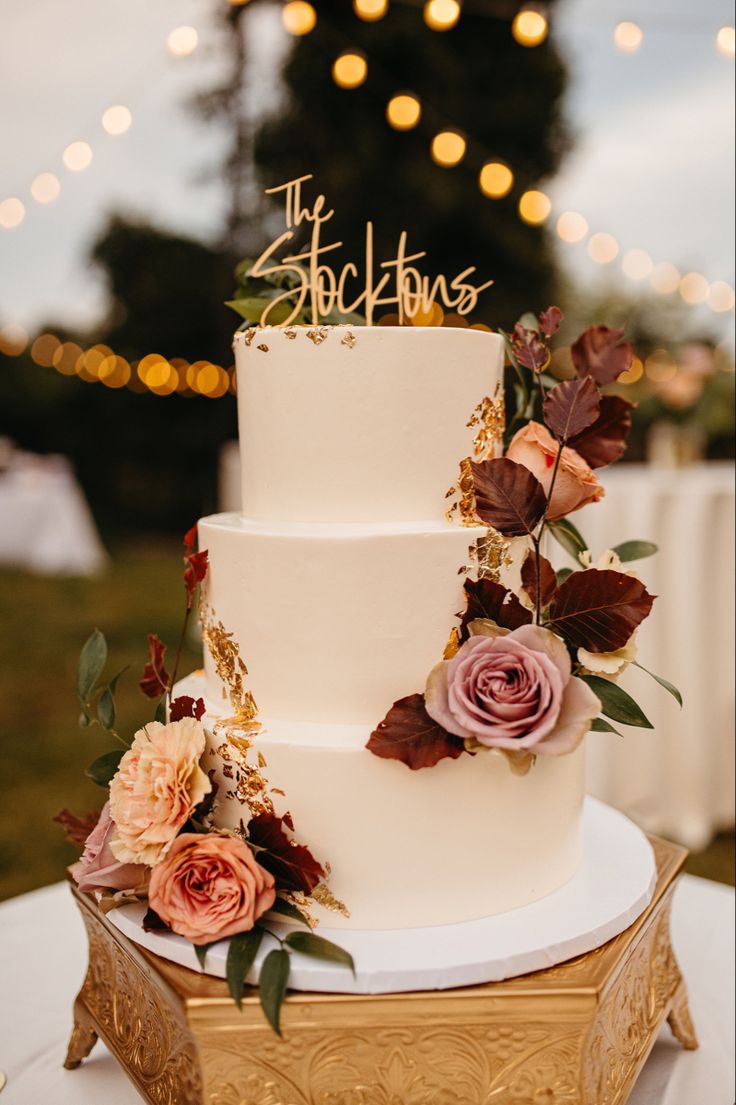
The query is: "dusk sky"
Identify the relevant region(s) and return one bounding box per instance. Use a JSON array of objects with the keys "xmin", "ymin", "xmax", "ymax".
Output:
[{"xmin": 1, "ymin": 0, "xmax": 734, "ymax": 340}]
